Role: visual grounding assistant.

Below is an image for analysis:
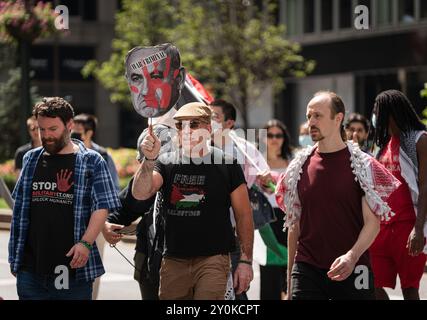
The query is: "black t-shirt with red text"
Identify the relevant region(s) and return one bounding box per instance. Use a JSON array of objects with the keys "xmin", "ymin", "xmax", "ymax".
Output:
[
  {"xmin": 21, "ymin": 153, "xmax": 76, "ymax": 275},
  {"xmin": 296, "ymin": 147, "xmax": 369, "ymax": 270}
]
